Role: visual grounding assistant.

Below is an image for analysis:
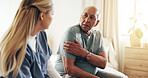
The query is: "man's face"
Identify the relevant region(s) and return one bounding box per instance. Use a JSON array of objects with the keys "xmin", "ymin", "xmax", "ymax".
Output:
[{"xmin": 79, "ymin": 7, "xmax": 99, "ymax": 33}]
